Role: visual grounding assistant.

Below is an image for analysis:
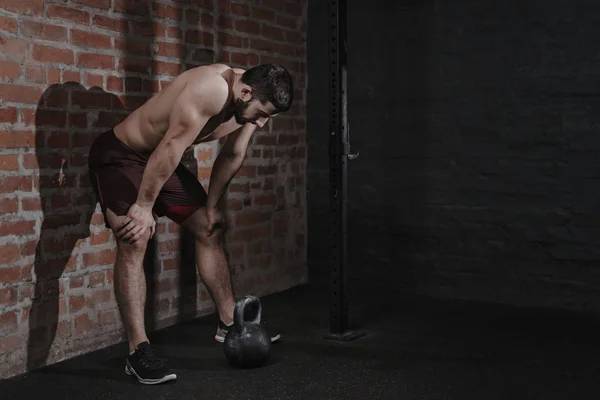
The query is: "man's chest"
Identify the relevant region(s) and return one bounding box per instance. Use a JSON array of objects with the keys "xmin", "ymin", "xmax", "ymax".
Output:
[{"xmin": 195, "ymin": 113, "xmax": 241, "ymax": 144}]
